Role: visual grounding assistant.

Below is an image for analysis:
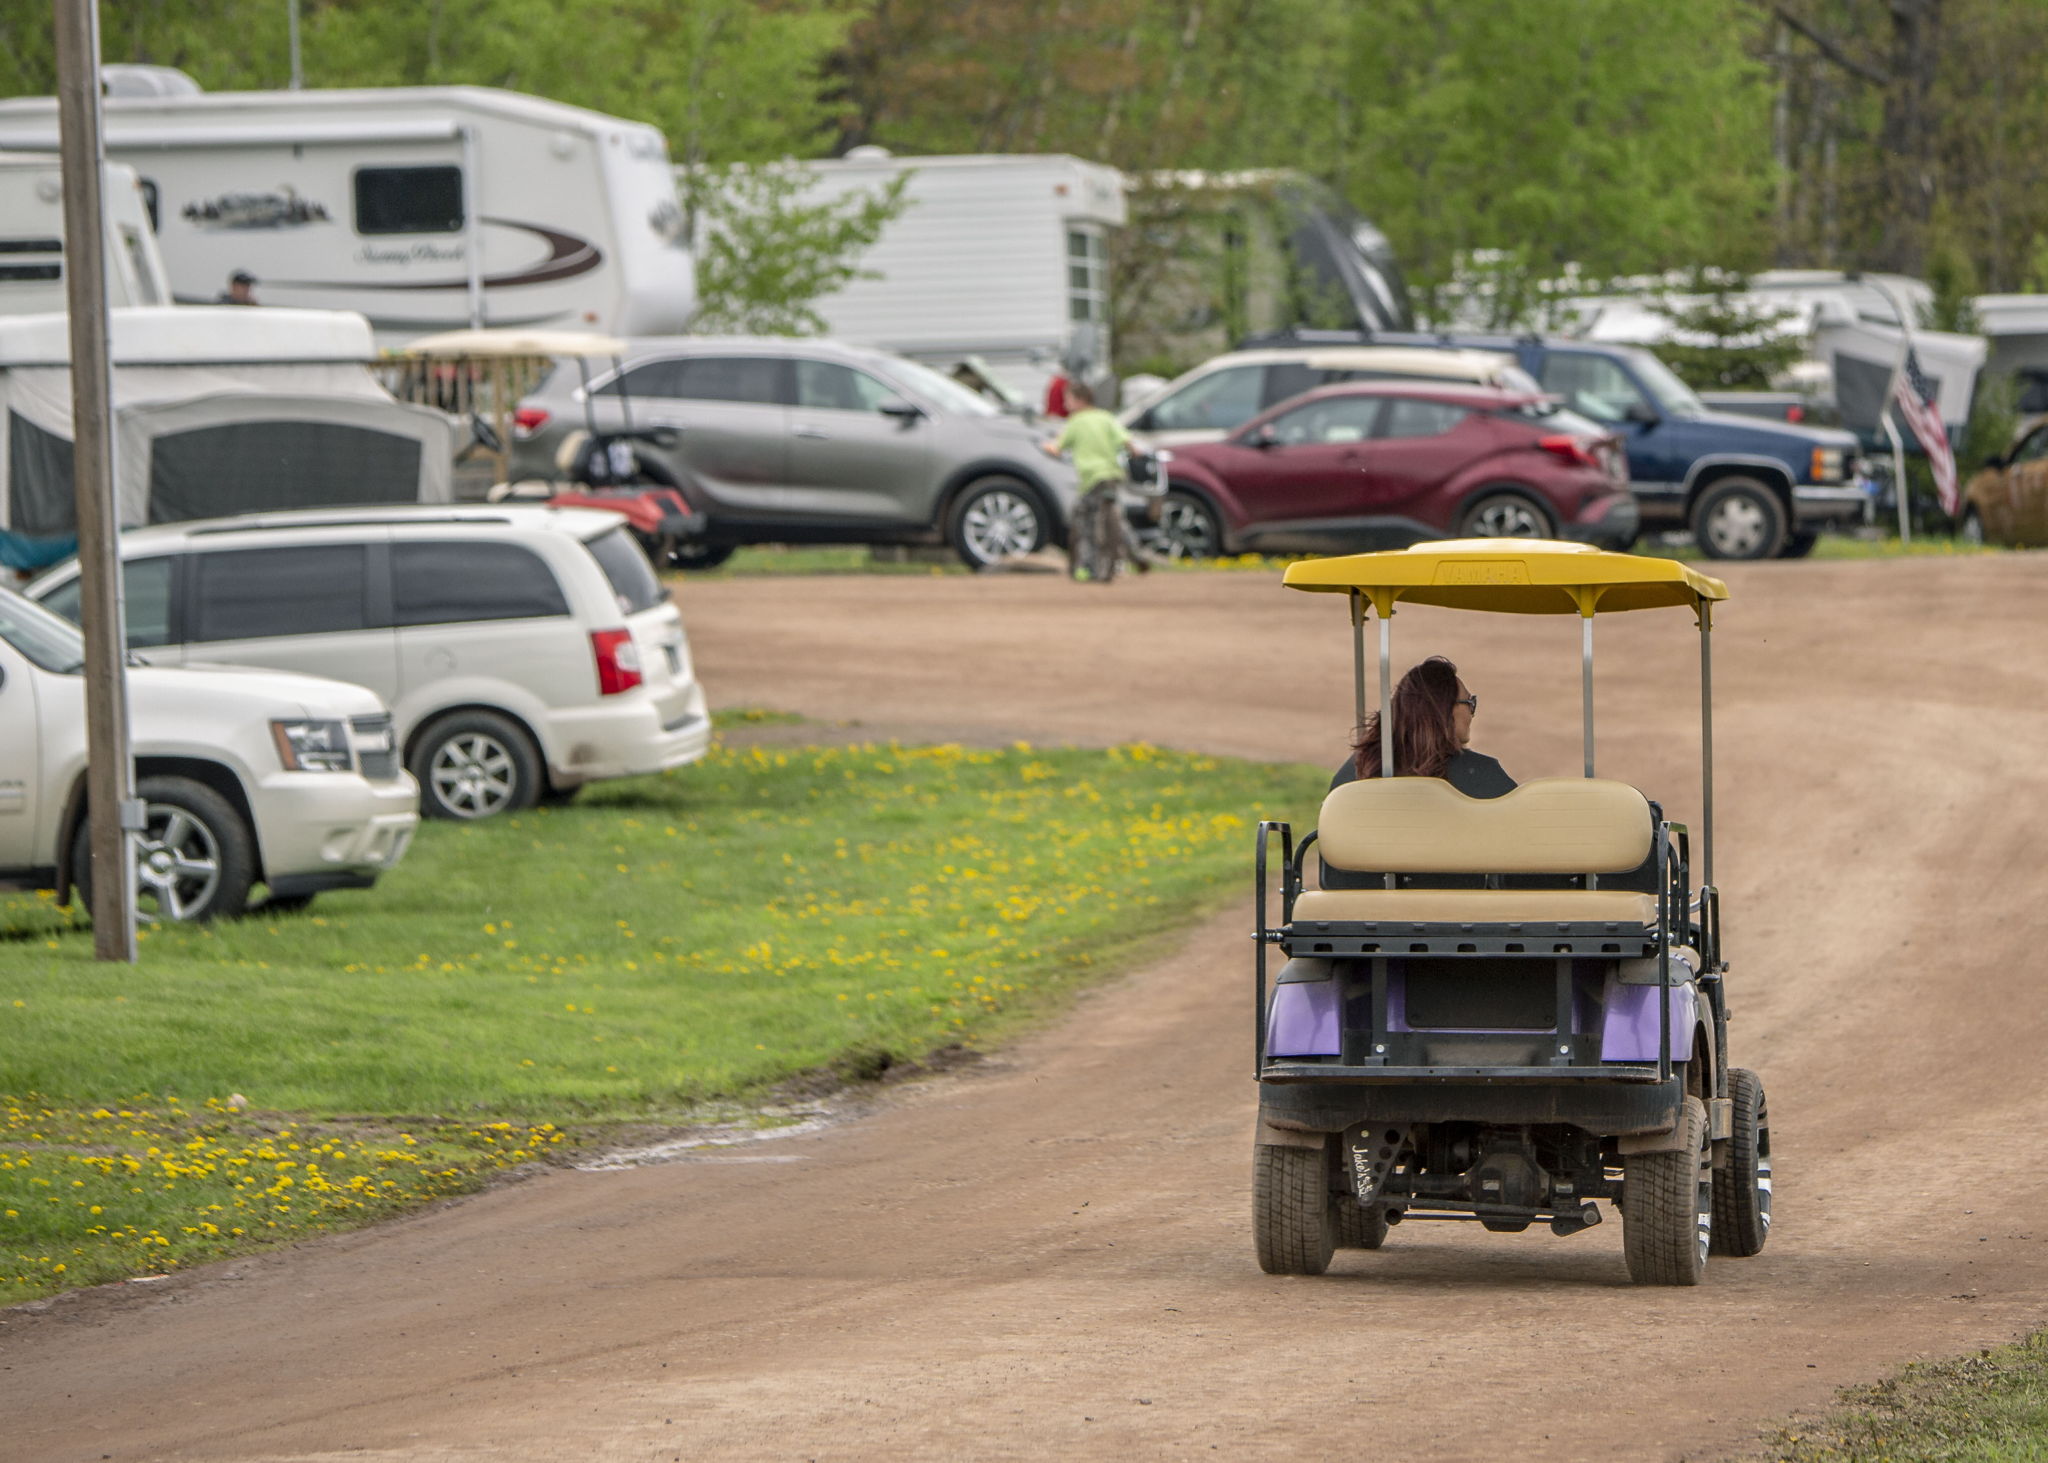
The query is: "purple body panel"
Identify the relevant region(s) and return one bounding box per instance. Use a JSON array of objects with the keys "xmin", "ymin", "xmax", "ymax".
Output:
[
  {"xmin": 1267, "ymin": 981, "xmax": 1341, "ymax": 1056},
  {"xmin": 1599, "ymin": 979, "xmax": 1698, "ymax": 1062}
]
